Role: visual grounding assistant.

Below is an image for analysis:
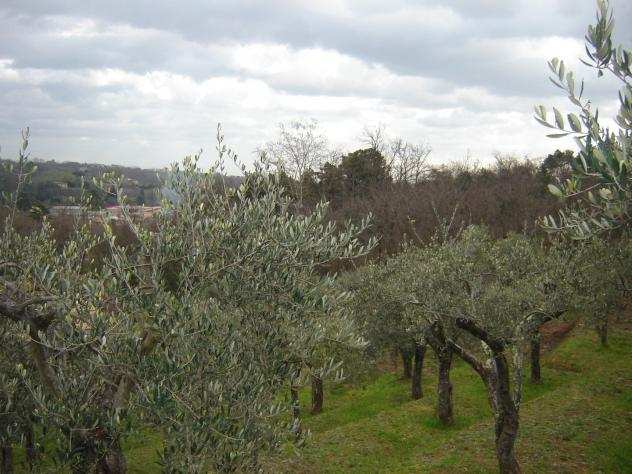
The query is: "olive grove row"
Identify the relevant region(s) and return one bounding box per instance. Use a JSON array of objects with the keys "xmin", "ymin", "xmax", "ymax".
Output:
[
  {"xmin": 337, "ymin": 1, "xmax": 632, "ymax": 471},
  {"xmin": 340, "ymin": 226, "xmax": 630, "ymax": 473}
]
